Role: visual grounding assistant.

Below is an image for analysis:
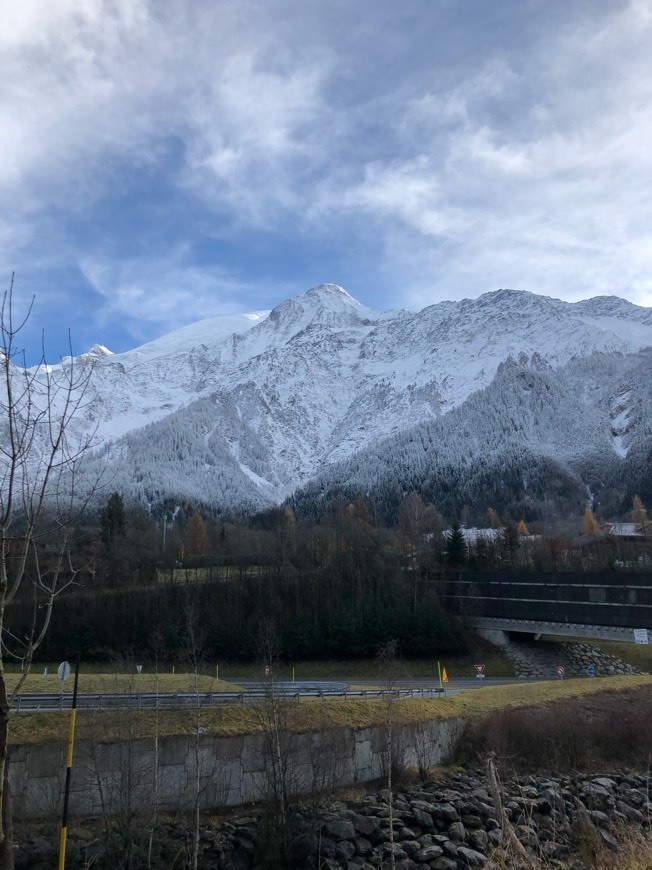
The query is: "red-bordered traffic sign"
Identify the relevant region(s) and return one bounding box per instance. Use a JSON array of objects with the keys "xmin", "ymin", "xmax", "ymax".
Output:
[{"xmin": 474, "ymin": 664, "xmax": 485, "ymax": 674}]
